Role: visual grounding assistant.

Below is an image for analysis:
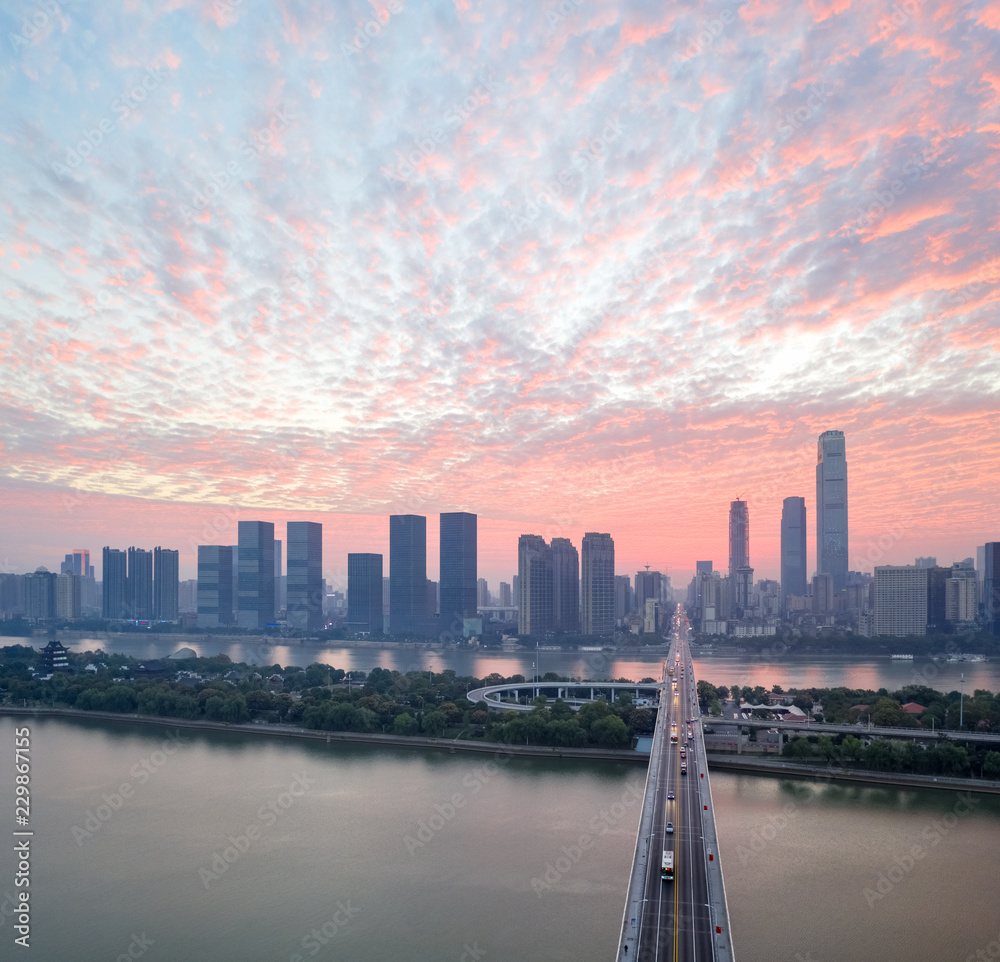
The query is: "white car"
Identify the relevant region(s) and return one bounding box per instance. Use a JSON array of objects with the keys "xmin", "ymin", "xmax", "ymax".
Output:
[{"xmin": 666, "ymin": 822, "xmax": 674, "ymax": 834}]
